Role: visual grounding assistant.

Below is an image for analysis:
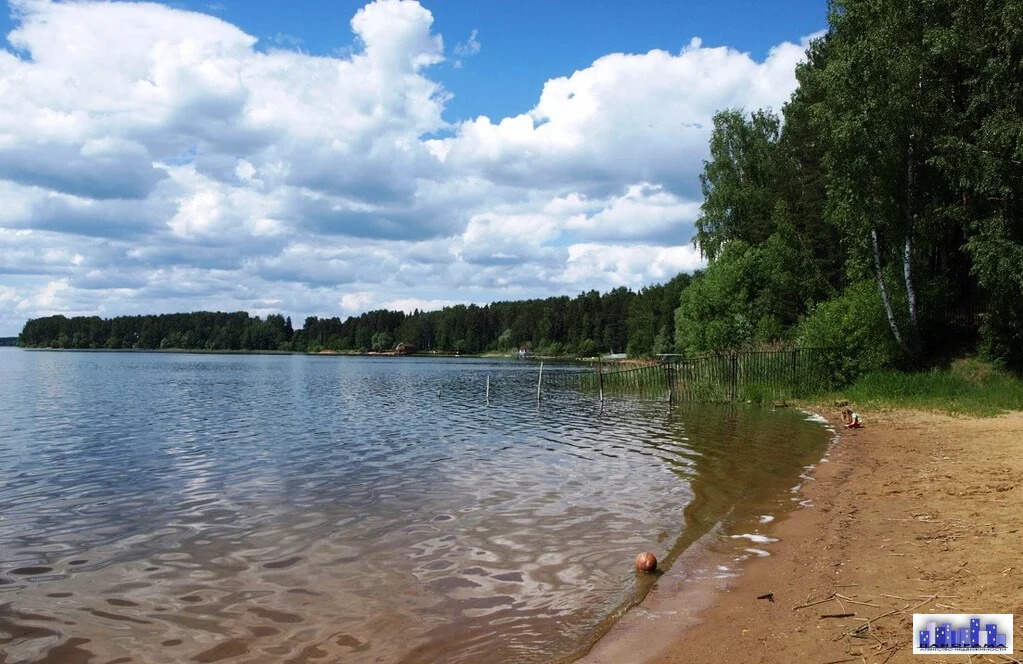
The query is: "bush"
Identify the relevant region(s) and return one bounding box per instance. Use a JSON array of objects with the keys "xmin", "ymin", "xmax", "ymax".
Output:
[
  {"xmin": 842, "ymin": 358, "xmax": 1023, "ymax": 416},
  {"xmin": 967, "ymin": 228, "xmax": 1023, "ymax": 373},
  {"xmin": 742, "ymin": 382, "xmax": 775, "ymax": 404},
  {"xmin": 798, "ymin": 279, "xmax": 903, "ymax": 385},
  {"xmin": 575, "ymin": 338, "xmax": 597, "ymax": 357},
  {"xmin": 371, "ymin": 331, "xmax": 393, "ymax": 352},
  {"xmin": 541, "ymin": 341, "xmax": 565, "ymax": 357}
]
